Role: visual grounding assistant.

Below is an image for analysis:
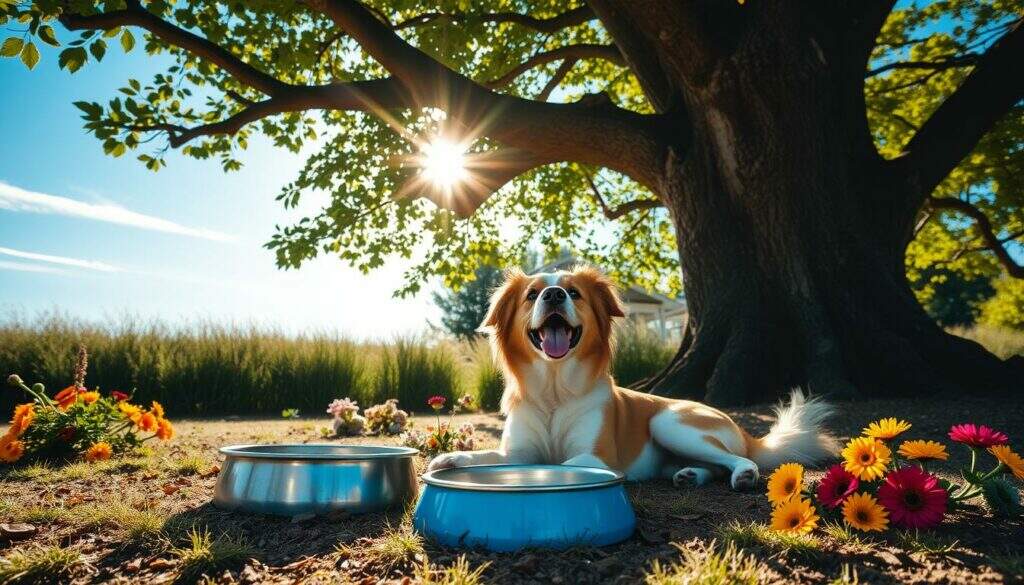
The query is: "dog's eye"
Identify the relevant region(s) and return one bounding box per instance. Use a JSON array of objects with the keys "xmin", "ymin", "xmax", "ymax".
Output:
[
  {"xmin": 526, "ymin": 289, "xmax": 538, "ymax": 301},
  {"xmin": 567, "ymin": 288, "xmax": 581, "ymax": 299}
]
